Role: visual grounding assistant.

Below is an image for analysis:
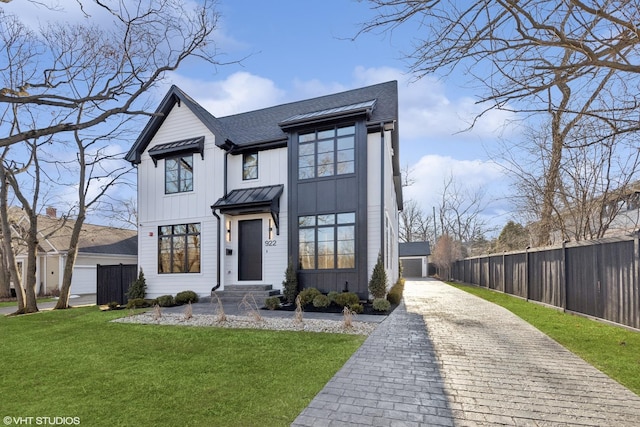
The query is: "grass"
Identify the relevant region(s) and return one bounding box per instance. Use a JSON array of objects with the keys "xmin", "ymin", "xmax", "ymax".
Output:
[
  {"xmin": 0, "ymin": 297, "xmax": 55, "ymax": 308},
  {"xmin": 448, "ymin": 281, "xmax": 640, "ymax": 395},
  {"xmin": 0, "ymin": 307, "xmax": 365, "ymax": 426}
]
